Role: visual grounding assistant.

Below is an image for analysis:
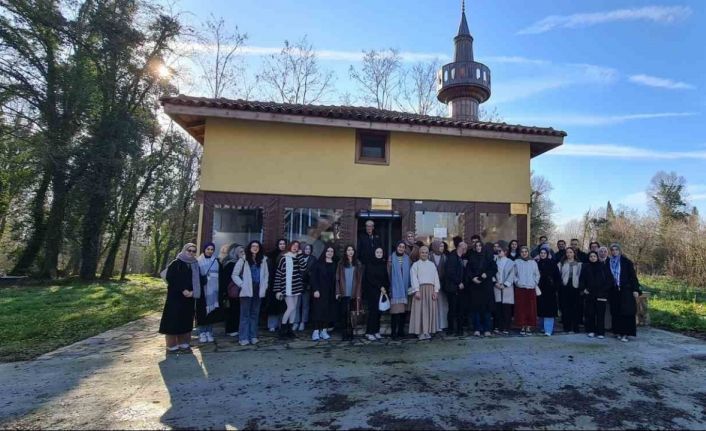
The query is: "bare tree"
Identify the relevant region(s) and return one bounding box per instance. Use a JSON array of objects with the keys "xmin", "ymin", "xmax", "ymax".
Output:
[
  {"xmin": 398, "ymin": 59, "xmax": 445, "ymax": 115},
  {"xmin": 349, "ymin": 49, "xmax": 402, "ymax": 110},
  {"xmin": 194, "ymin": 15, "xmax": 248, "ymax": 99},
  {"xmin": 479, "ymin": 106, "xmax": 503, "ymax": 122},
  {"xmin": 258, "ymin": 36, "xmax": 335, "ymax": 104},
  {"xmin": 530, "ymin": 172, "xmax": 556, "ymax": 243}
]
